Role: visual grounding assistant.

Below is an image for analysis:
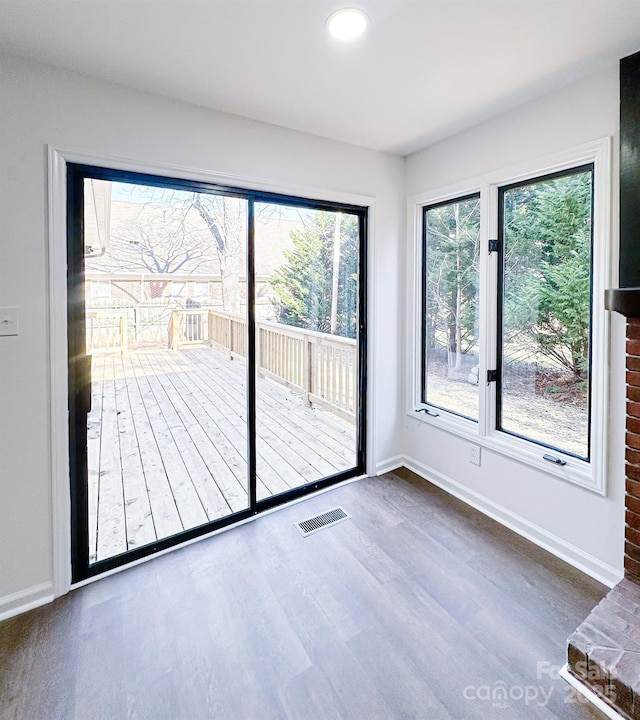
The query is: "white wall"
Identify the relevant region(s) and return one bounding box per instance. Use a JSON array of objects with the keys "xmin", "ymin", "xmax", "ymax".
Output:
[
  {"xmin": 404, "ymin": 66, "xmax": 626, "ymax": 585},
  {"xmin": 0, "ymin": 54, "xmax": 404, "ymax": 612}
]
